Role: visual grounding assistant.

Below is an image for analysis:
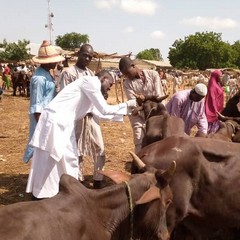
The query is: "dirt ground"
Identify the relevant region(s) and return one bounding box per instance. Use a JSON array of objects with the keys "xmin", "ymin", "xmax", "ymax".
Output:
[{"xmin": 0, "ymin": 86, "xmax": 134, "ymax": 206}]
